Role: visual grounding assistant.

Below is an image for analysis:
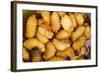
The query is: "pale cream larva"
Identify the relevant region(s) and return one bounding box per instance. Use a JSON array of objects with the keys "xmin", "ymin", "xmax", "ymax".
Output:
[
  {"xmin": 51, "ymin": 12, "xmax": 61, "ymax": 33},
  {"xmin": 61, "ymin": 15, "xmax": 73, "ymax": 32},
  {"xmin": 25, "ymin": 15, "xmax": 37, "ymax": 38}
]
